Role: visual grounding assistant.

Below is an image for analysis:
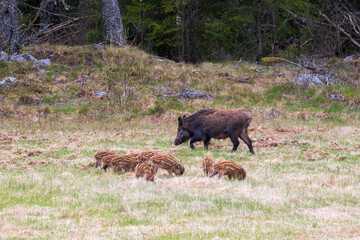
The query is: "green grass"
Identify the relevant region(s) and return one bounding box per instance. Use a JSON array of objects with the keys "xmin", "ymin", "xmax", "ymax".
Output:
[{"xmin": 0, "ymin": 45, "xmax": 360, "ymax": 239}]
